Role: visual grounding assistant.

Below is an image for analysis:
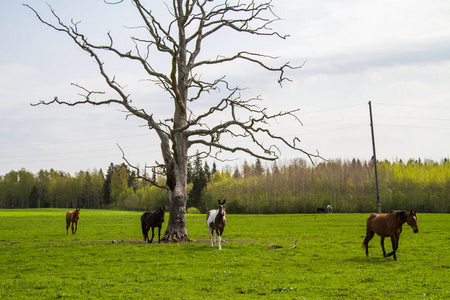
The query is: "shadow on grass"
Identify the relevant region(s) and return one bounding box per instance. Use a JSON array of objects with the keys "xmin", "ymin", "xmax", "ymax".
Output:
[{"xmin": 347, "ymin": 255, "xmax": 398, "ymax": 264}]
